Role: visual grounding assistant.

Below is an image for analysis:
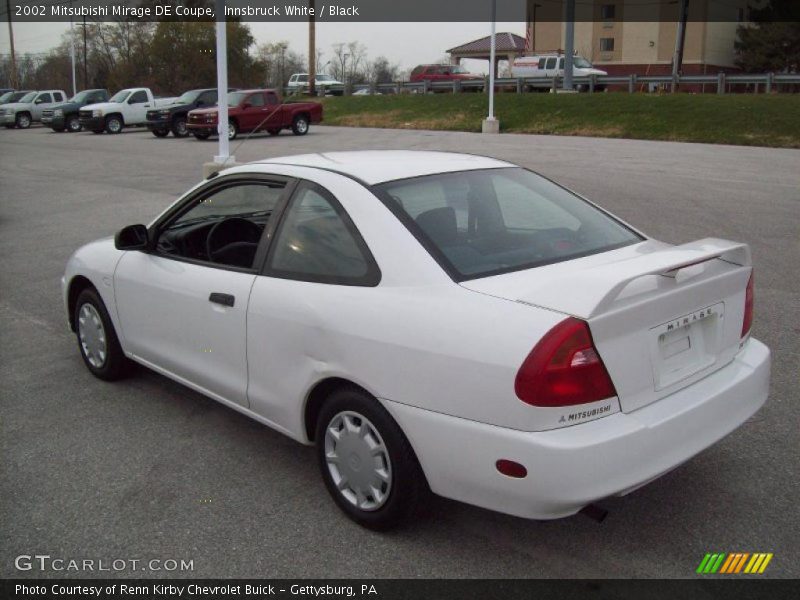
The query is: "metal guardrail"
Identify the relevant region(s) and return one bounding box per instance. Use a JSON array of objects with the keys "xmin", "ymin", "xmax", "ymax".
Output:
[{"xmin": 287, "ymin": 72, "xmax": 800, "ymax": 97}]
